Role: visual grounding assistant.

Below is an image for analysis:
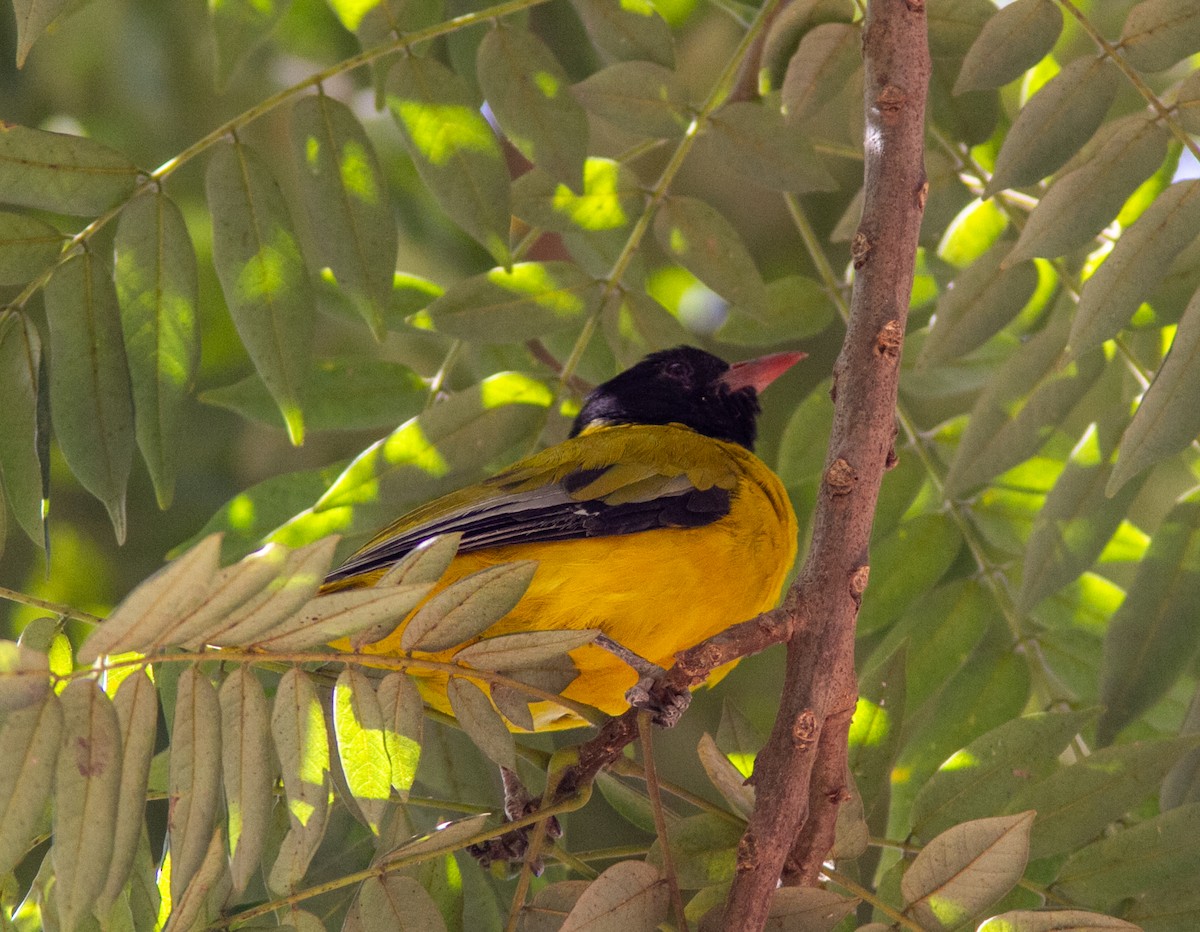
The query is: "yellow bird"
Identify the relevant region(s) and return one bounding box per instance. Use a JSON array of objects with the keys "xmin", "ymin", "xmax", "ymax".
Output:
[{"xmin": 323, "ymin": 346, "xmax": 801, "ymax": 730}]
